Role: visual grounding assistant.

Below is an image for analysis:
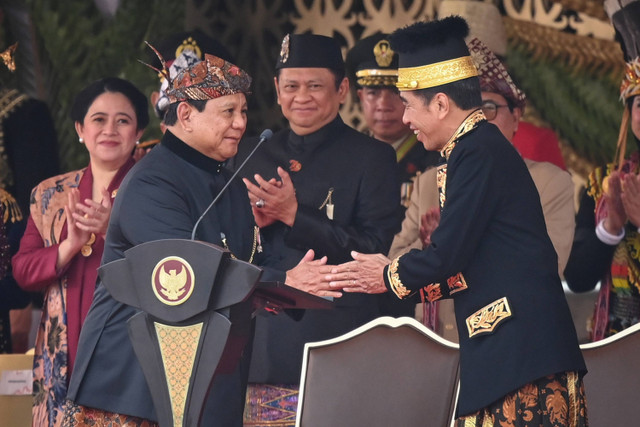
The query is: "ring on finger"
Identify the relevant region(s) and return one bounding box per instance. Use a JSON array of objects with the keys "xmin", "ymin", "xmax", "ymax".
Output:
[{"xmin": 255, "ymin": 199, "xmax": 266, "ymax": 208}]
